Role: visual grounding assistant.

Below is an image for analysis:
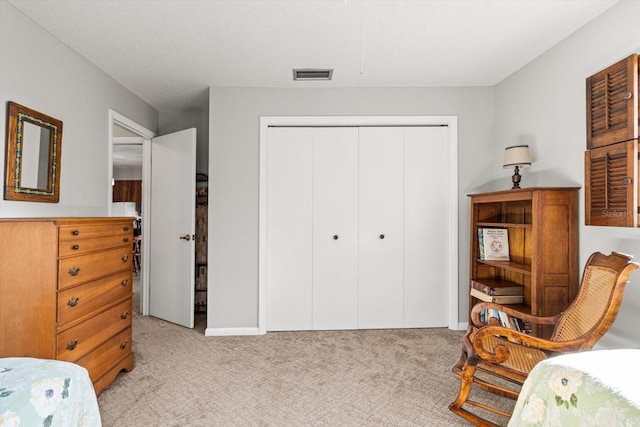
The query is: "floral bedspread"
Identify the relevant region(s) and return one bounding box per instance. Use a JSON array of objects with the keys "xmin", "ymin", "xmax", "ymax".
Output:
[
  {"xmin": 509, "ymin": 349, "xmax": 640, "ymax": 426},
  {"xmin": 0, "ymin": 357, "xmax": 101, "ymax": 427}
]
